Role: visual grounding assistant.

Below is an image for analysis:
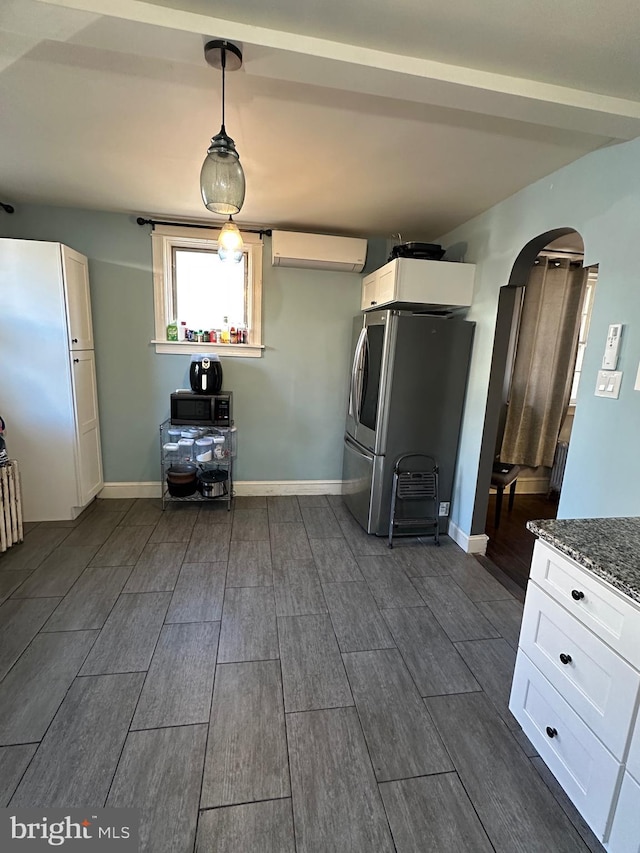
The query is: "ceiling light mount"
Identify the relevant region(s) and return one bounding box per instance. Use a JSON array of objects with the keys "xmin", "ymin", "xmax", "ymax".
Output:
[
  {"xmin": 204, "ymin": 40, "xmax": 243, "ymax": 73},
  {"xmin": 200, "ymin": 39, "xmax": 246, "ymax": 219}
]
